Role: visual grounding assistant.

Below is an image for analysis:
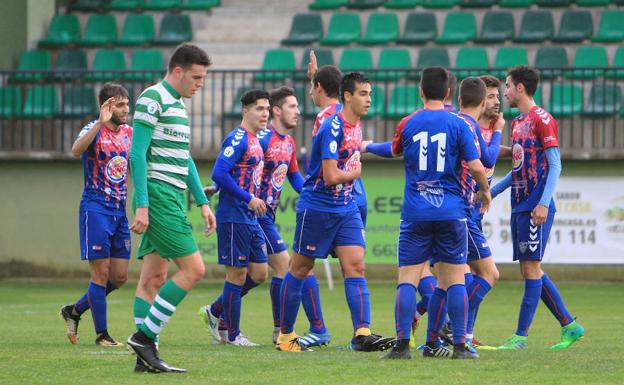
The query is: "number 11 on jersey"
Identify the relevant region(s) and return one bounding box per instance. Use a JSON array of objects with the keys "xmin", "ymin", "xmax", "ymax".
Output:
[{"xmin": 412, "ymin": 132, "xmax": 447, "ymax": 172}]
